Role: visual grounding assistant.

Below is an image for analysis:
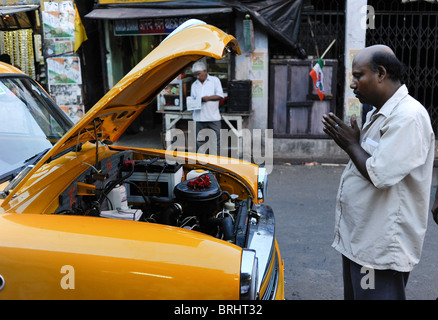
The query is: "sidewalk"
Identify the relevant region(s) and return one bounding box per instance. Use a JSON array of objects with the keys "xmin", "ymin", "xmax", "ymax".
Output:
[{"xmin": 116, "ymin": 129, "xmax": 438, "ymax": 166}]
